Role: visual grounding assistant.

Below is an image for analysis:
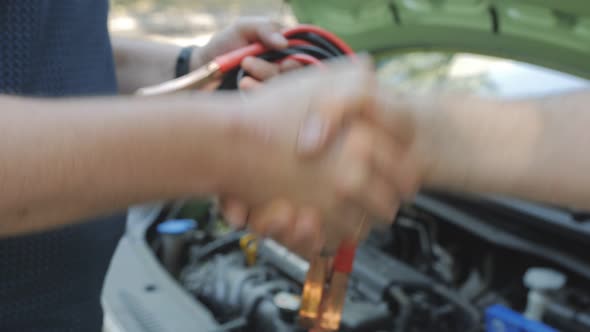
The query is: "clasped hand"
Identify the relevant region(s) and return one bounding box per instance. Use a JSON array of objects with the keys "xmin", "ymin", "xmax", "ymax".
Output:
[{"xmin": 198, "ymin": 18, "xmax": 422, "ymax": 258}]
